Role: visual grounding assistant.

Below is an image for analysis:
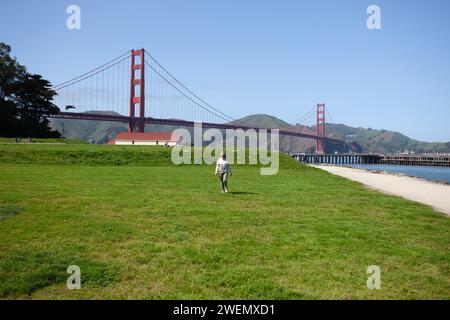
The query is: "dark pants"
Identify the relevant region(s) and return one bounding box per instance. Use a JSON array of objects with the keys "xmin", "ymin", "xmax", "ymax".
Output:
[{"xmin": 219, "ymin": 172, "xmax": 228, "ymax": 192}]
